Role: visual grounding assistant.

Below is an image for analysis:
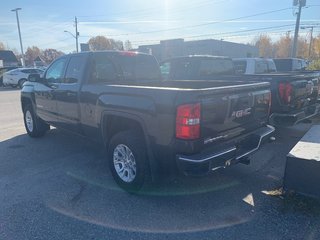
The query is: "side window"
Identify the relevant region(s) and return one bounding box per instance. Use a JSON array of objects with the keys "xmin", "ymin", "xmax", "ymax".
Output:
[
  {"xmin": 233, "ymin": 61, "xmax": 247, "ymax": 74},
  {"xmin": 91, "ymin": 56, "xmax": 117, "ymax": 83},
  {"xmin": 45, "ymin": 58, "xmax": 67, "ymax": 83},
  {"xmin": 160, "ymin": 62, "xmax": 171, "ymax": 80},
  {"xmin": 255, "ymin": 61, "xmax": 268, "ymax": 74},
  {"xmin": 64, "ymin": 56, "xmax": 86, "ymax": 84}
]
